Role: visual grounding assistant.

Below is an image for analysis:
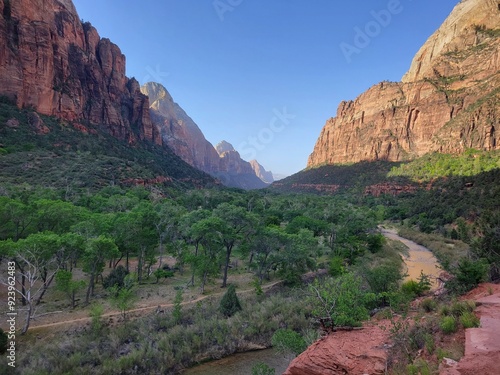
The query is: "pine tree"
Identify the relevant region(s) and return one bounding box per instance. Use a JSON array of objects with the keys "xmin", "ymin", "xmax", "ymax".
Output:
[{"xmin": 219, "ymin": 284, "xmax": 242, "ymax": 317}]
